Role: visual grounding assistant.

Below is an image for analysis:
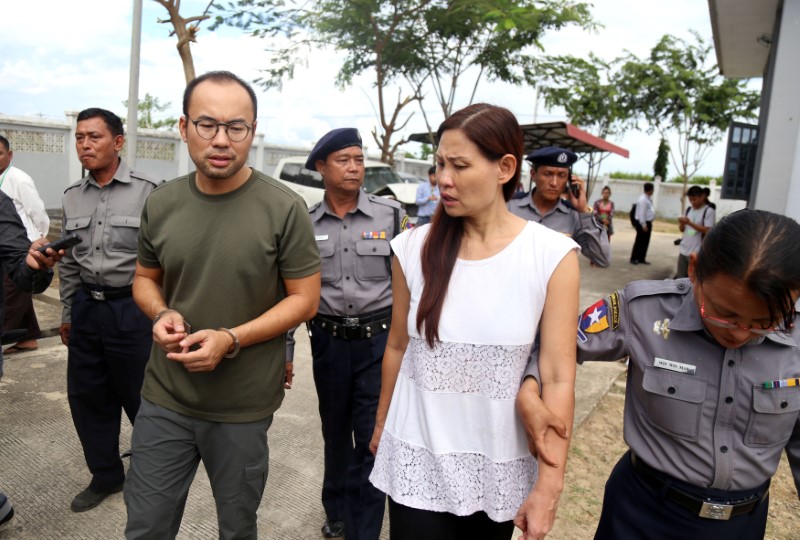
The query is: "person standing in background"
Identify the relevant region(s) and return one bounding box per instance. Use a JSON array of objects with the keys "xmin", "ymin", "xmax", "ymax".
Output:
[
  {"xmin": 630, "ymin": 182, "xmax": 655, "ymax": 265},
  {"xmin": 415, "ymin": 165, "xmax": 439, "ymax": 227},
  {"xmin": 593, "ymin": 186, "xmax": 615, "ymax": 240},
  {"xmin": 0, "ymin": 135, "xmax": 50, "ymax": 354}
]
